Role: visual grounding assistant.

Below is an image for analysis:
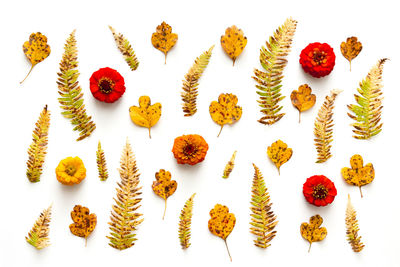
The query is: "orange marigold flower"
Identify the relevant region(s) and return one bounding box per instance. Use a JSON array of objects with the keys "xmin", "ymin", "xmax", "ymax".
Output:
[
  {"xmin": 172, "ymin": 134, "xmax": 209, "ymax": 165},
  {"xmin": 56, "ymin": 156, "xmax": 86, "ymax": 185}
]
